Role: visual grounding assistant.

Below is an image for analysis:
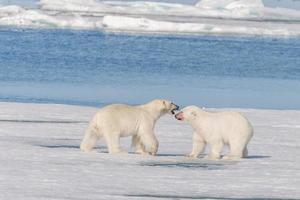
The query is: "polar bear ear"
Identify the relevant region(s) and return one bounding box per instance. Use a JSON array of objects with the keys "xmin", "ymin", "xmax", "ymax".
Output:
[{"xmin": 163, "ymin": 100, "xmax": 167, "ymax": 107}]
